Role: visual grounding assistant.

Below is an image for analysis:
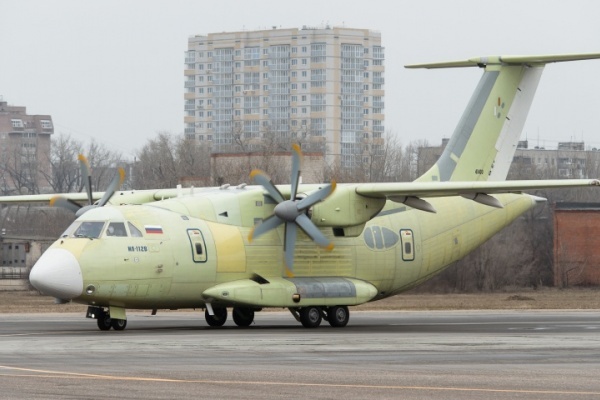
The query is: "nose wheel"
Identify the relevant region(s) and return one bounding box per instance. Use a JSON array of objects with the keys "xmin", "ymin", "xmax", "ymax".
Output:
[{"xmin": 88, "ymin": 306, "xmax": 128, "ymax": 331}]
